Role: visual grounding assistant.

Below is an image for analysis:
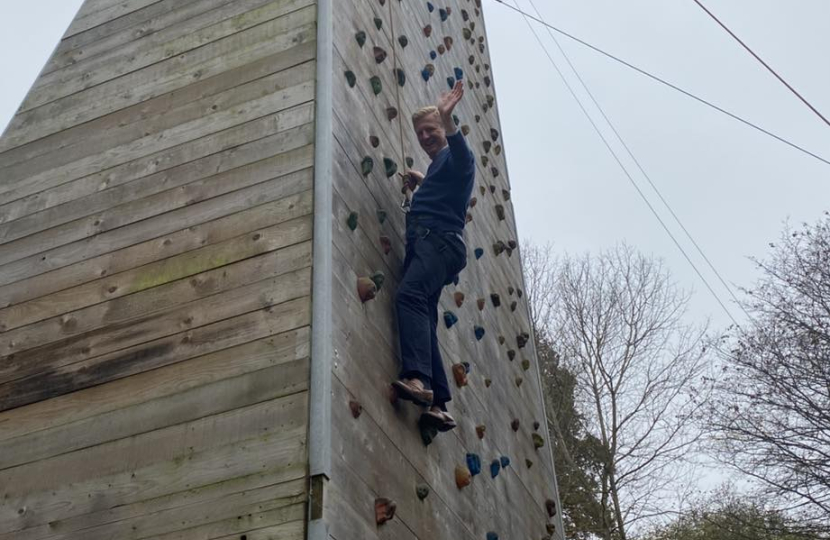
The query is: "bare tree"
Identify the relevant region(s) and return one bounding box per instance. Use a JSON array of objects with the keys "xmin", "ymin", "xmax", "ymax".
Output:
[
  {"xmin": 526, "ymin": 243, "xmax": 710, "ymax": 540},
  {"xmin": 707, "ymin": 213, "xmax": 830, "ymax": 535}
]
